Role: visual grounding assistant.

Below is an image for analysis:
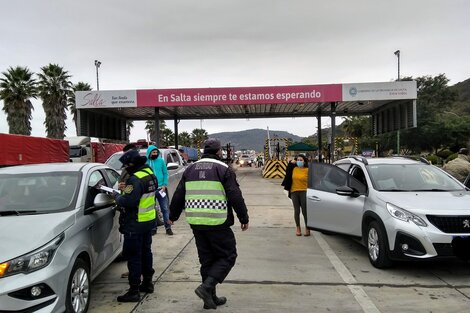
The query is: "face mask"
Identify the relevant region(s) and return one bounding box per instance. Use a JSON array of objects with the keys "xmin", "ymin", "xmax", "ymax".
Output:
[
  {"xmin": 150, "ymin": 155, "xmax": 158, "ymax": 160},
  {"xmin": 296, "ymin": 161, "xmax": 304, "ymax": 168}
]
